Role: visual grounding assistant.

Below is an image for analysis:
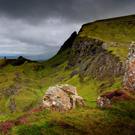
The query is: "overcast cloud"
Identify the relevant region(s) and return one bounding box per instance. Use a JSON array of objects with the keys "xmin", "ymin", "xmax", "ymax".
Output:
[{"xmin": 0, "ymin": 0, "xmax": 135, "ymax": 60}]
